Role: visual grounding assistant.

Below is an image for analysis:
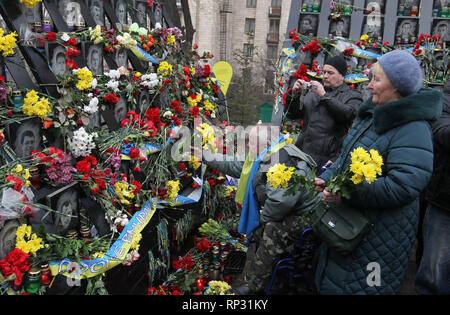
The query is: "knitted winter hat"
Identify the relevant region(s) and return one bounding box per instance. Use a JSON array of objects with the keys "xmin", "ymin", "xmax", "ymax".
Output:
[
  {"xmin": 324, "ymin": 55, "xmax": 348, "ymax": 76},
  {"xmin": 378, "ymin": 50, "xmax": 423, "ymax": 96}
]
